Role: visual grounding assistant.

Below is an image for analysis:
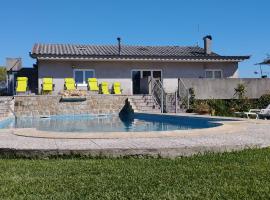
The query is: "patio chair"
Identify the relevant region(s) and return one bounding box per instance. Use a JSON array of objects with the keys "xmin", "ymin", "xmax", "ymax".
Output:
[
  {"xmin": 258, "ymin": 105, "xmax": 270, "ymax": 120},
  {"xmin": 113, "ymin": 82, "xmax": 122, "ymax": 94},
  {"xmin": 88, "ymin": 78, "xmax": 99, "ymax": 91},
  {"xmin": 243, "ymin": 109, "xmax": 261, "ymax": 119},
  {"xmin": 242, "ymin": 104, "xmax": 270, "ymax": 119},
  {"xmin": 16, "ymin": 77, "xmax": 28, "ymax": 94},
  {"xmin": 64, "ymin": 78, "xmax": 76, "ymax": 91},
  {"xmin": 101, "ymin": 82, "xmax": 110, "ymax": 94},
  {"xmin": 41, "ymin": 78, "xmax": 54, "ymax": 94}
]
